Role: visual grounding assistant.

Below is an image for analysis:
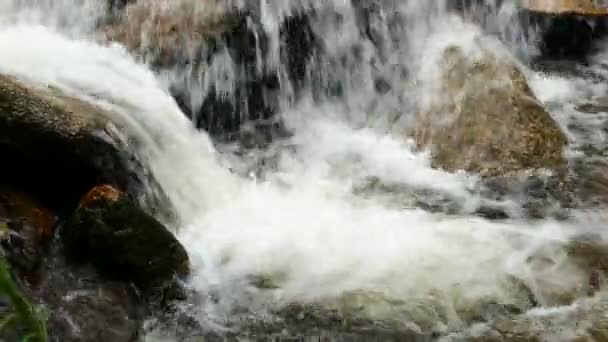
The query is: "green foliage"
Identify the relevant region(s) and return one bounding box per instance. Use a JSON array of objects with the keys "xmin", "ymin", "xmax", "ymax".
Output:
[{"xmin": 0, "ymin": 256, "xmax": 47, "ymax": 342}]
